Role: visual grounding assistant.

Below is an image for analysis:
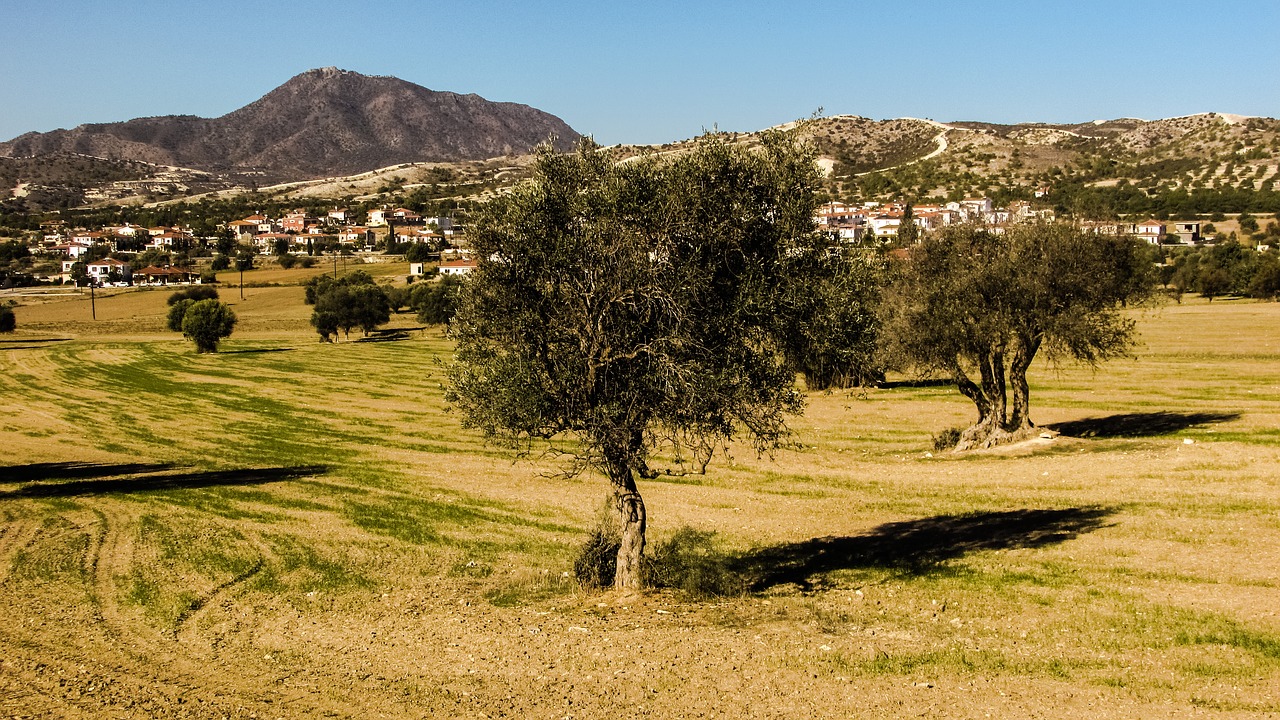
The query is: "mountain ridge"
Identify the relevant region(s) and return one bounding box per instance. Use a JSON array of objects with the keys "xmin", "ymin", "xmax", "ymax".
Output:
[{"xmin": 0, "ymin": 68, "xmax": 580, "ymax": 181}]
